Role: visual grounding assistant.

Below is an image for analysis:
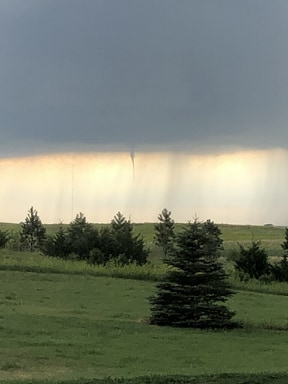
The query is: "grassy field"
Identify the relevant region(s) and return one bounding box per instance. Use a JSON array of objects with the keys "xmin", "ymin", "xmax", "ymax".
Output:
[
  {"xmin": 1, "ymin": 269, "xmax": 288, "ymax": 383},
  {"xmin": 1, "ymin": 221, "xmax": 286, "ymax": 242},
  {"xmin": 3, "ymin": 250, "xmax": 288, "ymax": 296},
  {"xmin": 1, "ymin": 223, "xmax": 288, "ymax": 383}
]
